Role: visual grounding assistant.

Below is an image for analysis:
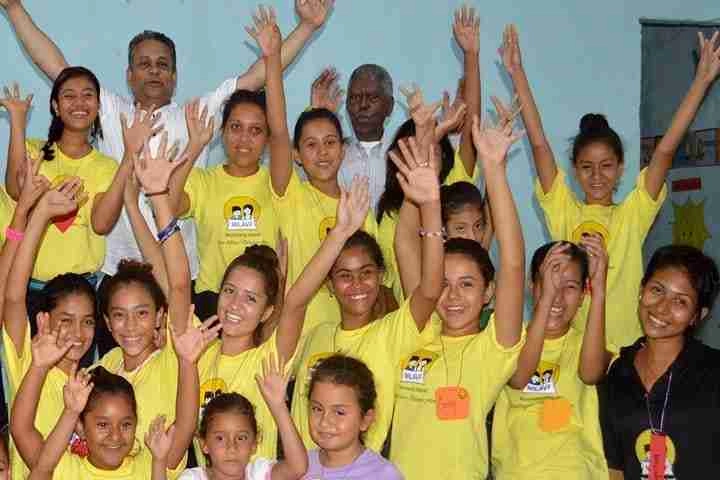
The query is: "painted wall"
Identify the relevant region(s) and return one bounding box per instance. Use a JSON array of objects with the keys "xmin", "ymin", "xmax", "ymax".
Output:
[{"xmin": 2, "ymin": 0, "xmax": 719, "ymax": 266}]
